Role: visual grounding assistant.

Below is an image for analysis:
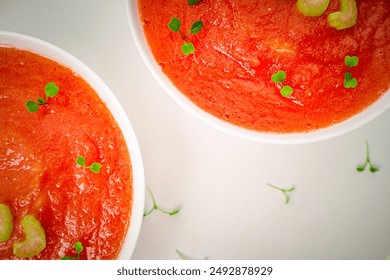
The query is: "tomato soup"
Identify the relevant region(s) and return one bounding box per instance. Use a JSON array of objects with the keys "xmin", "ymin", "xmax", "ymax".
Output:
[
  {"xmin": 138, "ymin": 0, "xmax": 390, "ymax": 133},
  {"xmin": 0, "ymin": 47, "xmax": 132, "ymax": 259}
]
